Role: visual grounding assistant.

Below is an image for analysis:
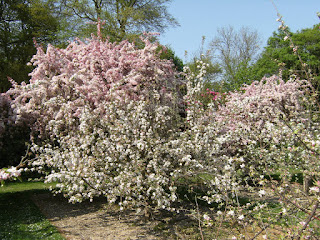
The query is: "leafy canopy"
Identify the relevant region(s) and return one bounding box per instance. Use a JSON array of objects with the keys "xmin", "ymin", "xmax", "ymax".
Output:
[
  {"xmin": 251, "ymin": 24, "xmax": 320, "ymax": 88},
  {"xmin": 57, "ymin": 0, "xmax": 179, "ymax": 42},
  {"xmin": 0, "ymin": 0, "xmax": 59, "ymax": 92}
]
